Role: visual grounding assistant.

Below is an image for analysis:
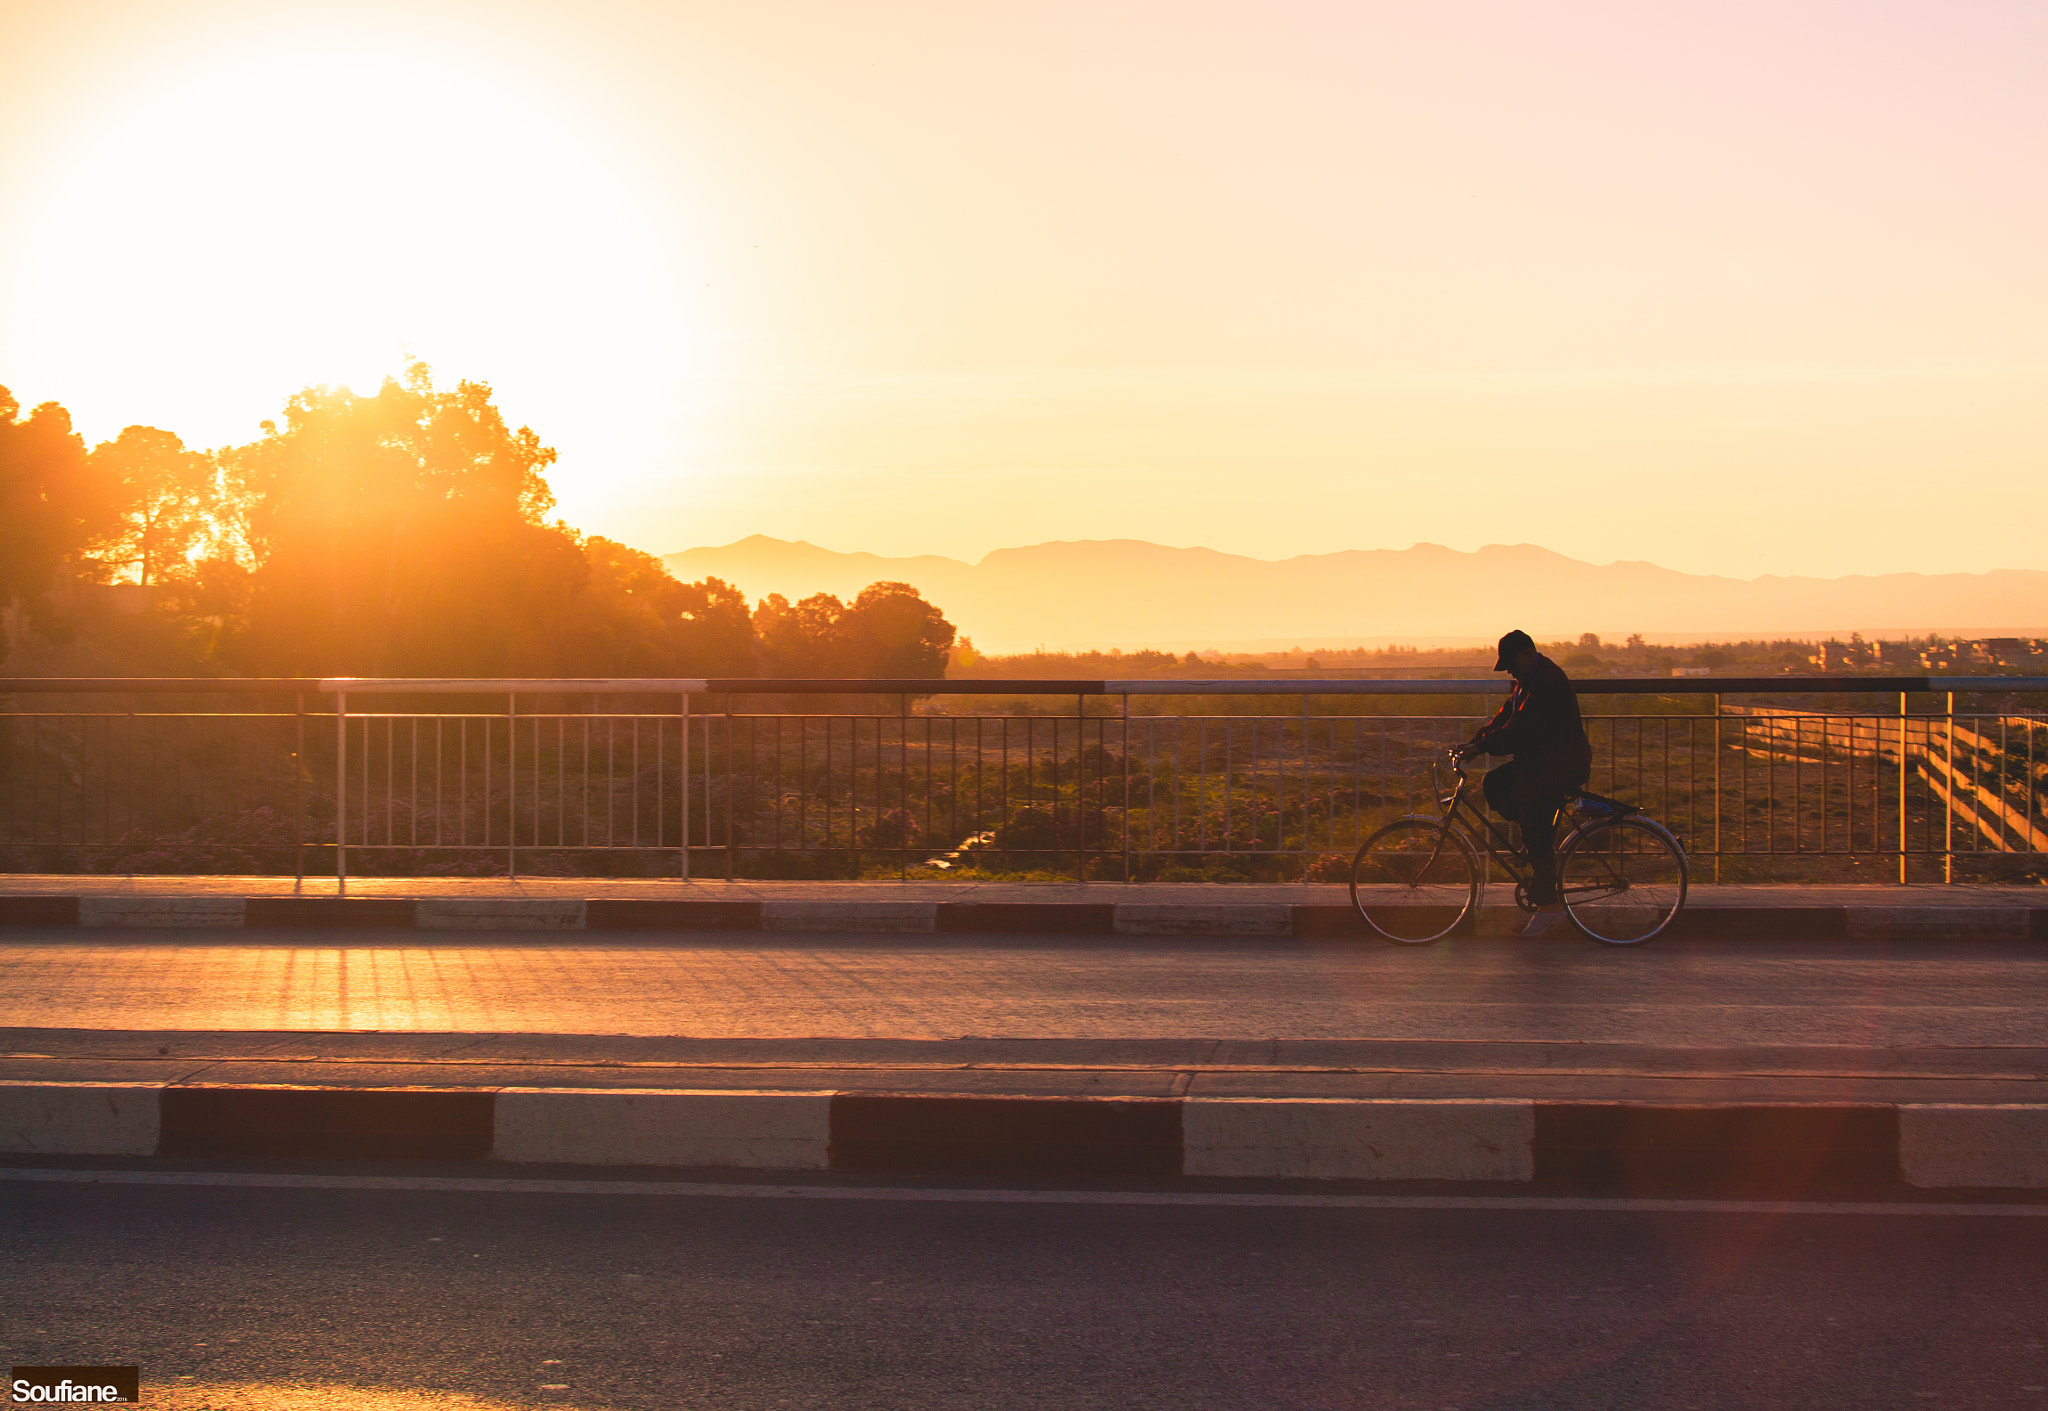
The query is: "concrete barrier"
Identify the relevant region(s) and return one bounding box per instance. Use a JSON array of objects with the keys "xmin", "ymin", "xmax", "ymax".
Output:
[
  {"xmin": 78, "ymin": 897, "xmax": 247, "ymax": 929},
  {"xmin": 494, "ymin": 1089, "xmax": 833, "ymax": 1169},
  {"xmin": 4, "ymin": 891, "xmax": 2046, "ymax": 942},
  {"xmin": 760, "ymin": 901, "xmax": 939, "ymax": 933},
  {"xmin": 0, "ymin": 1081, "xmax": 158, "ymax": 1155},
  {"xmin": 1900, "ymin": 1104, "xmax": 2048, "ymax": 1189},
  {"xmin": 1113, "ymin": 904, "xmax": 1291, "ymax": 937},
  {"xmin": 1183, "ymin": 1098, "xmax": 1533, "ymax": 1181},
  {"xmin": 417, "ymin": 898, "xmax": 587, "ymax": 931},
  {"xmin": 1849, "ymin": 908, "xmax": 2032, "ymax": 943},
  {"xmin": 0, "ymin": 1083, "xmax": 2044, "ymax": 1189}
]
